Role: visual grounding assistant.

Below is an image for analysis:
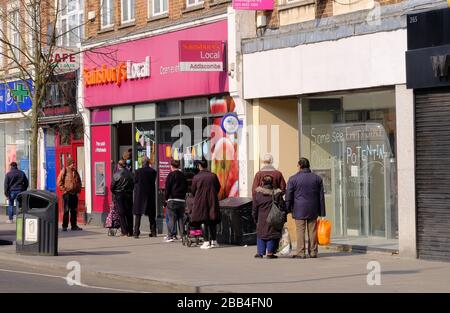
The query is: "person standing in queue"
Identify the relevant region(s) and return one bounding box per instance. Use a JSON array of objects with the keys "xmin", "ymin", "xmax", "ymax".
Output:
[
  {"xmin": 111, "ymin": 159, "xmax": 134, "ymax": 237},
  {"xmin": 133, "ymin": 156, "xmax": 157, "ymax": 238},
  {"xmin": 191, "ymin": 159, "xmax": 221, "ymax": 249}
]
